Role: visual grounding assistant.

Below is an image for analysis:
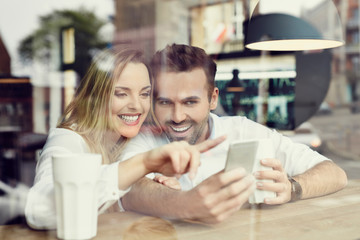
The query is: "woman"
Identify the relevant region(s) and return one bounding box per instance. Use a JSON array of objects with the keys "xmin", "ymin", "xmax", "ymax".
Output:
[{"xmin": 25, "ymin": 49, "xmax": 224, "ymax": 229}]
